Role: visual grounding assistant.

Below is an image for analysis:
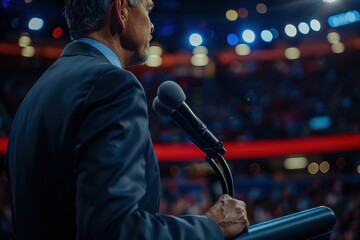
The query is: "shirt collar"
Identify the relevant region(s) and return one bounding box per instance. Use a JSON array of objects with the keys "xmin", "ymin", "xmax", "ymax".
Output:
[{"xmin": 76, "ymin": 38, "xmax": 122, "ymax": 68}]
